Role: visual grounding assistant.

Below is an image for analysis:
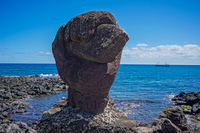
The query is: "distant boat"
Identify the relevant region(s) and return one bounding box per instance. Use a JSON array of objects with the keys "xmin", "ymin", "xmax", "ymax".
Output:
[{"xmin": 155, "ymin": 63, "xmax": 170, "ymax": 67}]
